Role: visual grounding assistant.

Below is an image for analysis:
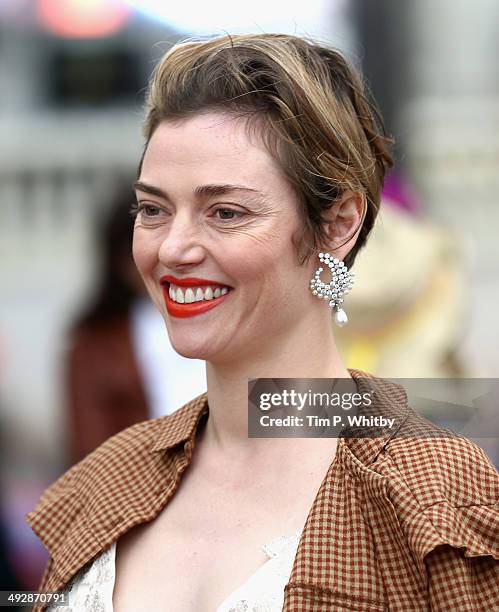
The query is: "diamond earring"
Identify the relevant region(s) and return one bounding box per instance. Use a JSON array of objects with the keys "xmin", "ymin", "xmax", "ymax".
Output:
[{"xmin": 309, "ymin": 252, "xmax": 355, "ymax": 327}]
